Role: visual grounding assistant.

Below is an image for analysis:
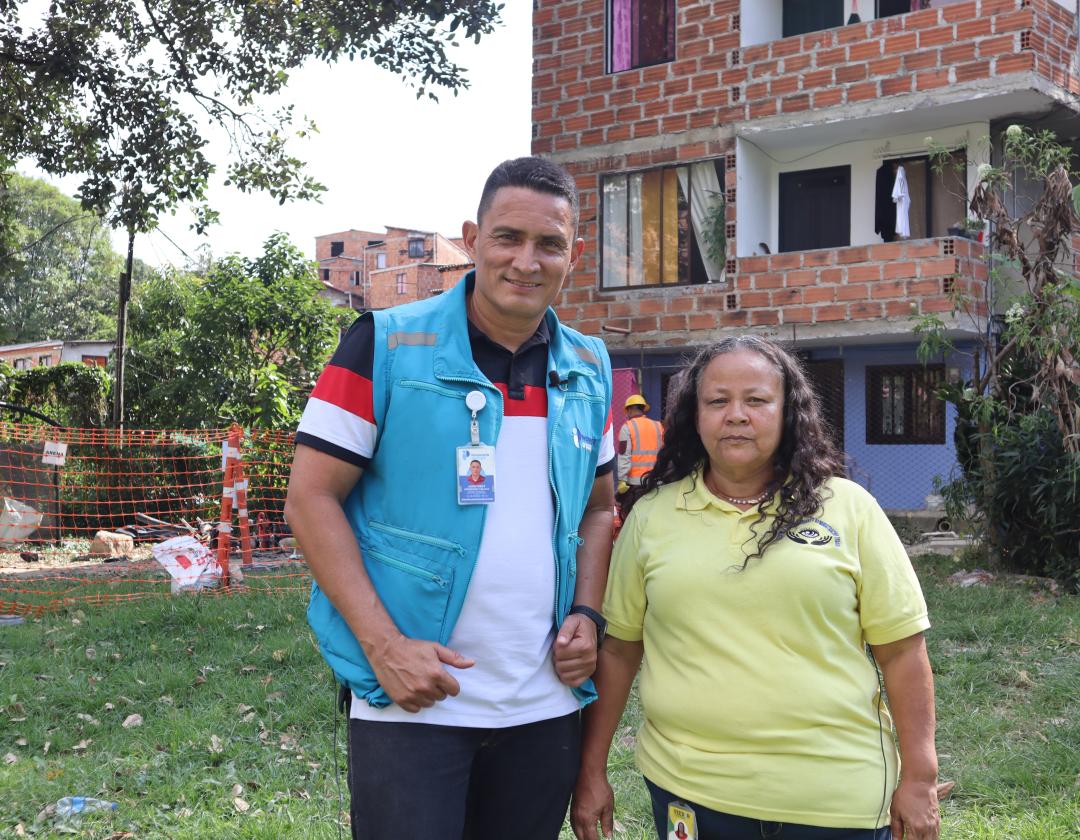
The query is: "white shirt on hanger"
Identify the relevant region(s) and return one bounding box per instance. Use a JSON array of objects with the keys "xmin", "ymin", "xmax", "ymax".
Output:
[{"xmin": 892, "ymin": 164, "xmax": 911, "ymax": 239}]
